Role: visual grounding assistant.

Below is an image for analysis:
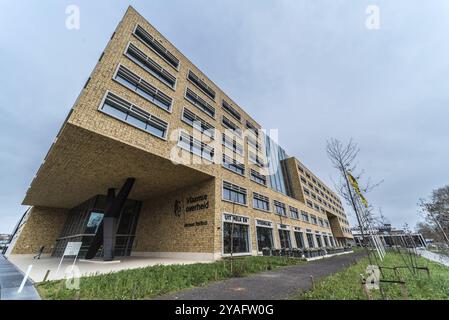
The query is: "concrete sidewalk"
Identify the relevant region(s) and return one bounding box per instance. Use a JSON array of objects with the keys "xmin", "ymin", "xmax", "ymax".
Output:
[
  {"xmin": 0, "ymin": 255, "xmax": 40, "ymax": 300},
  {"xmin": 156, "ymin": 251, "xmax": 366, "ymax": 300},
  {"xmin": 8, "ymin": 254, "xmax": 213, "ymax": 282}
]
